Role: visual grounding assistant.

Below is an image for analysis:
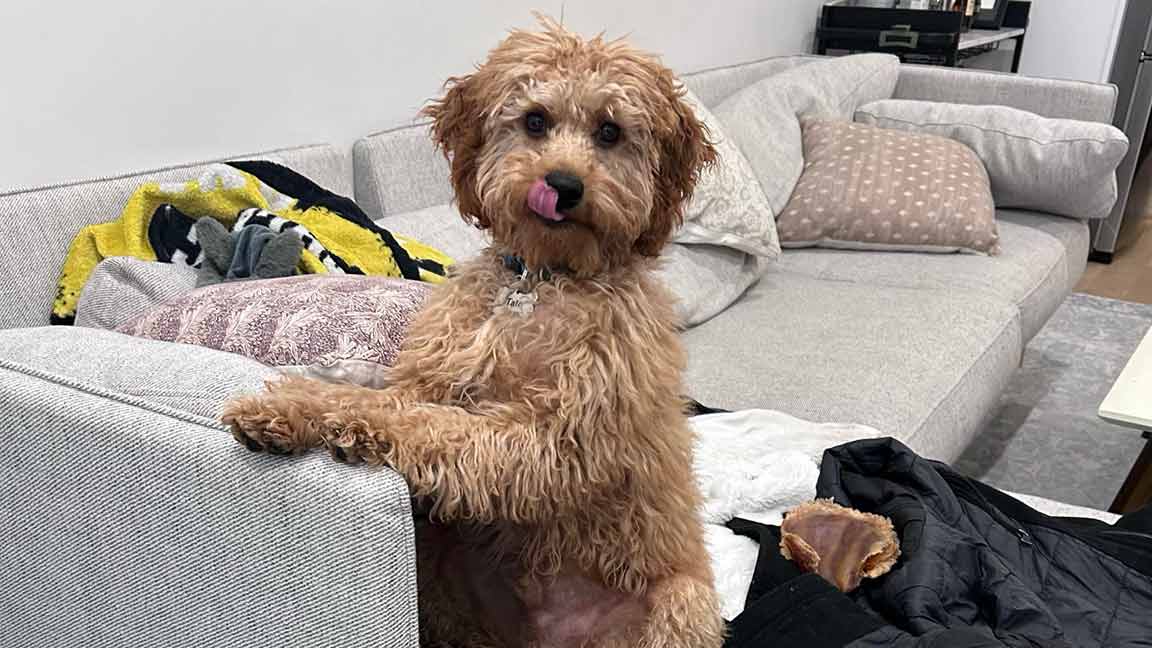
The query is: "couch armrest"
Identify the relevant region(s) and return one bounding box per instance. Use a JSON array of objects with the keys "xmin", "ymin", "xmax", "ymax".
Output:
[
  {"xmin": 0, "ymin": 359, "xmax": 419, "ymax": 648},
  {"xmin": 894, "ymin": 65, "xmax": 1118, "ymax": 123}
]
